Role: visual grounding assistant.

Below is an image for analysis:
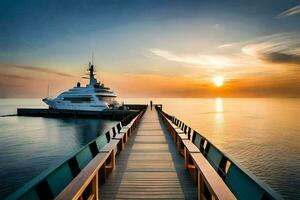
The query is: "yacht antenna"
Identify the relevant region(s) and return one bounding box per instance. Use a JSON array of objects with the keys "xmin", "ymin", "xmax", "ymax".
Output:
[{"xmin": 92, "ymin": 51, "xmax": 94, "ymax": 65}]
